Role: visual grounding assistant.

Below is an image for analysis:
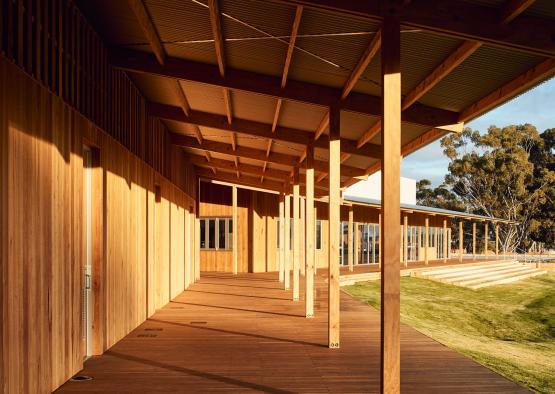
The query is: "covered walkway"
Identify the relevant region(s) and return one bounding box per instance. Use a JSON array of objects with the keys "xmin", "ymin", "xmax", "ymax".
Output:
[{"xmin": 57, "ymin": 272, "xmax": 524, "ymax": 393}]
